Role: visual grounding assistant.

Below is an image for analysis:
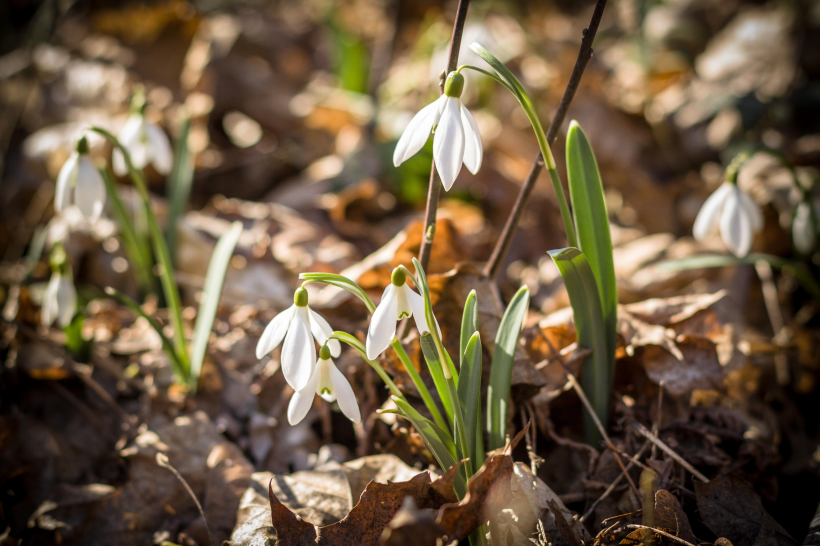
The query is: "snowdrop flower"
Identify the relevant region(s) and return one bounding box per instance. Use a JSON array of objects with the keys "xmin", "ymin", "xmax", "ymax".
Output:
[
  {"xmin": 793, "ymin": 199, "xmax": 819, "ymax": 254},
  {"xmin": 256, "ymin": 287, "xmax": 341, "ymax": 391},
  {"xmin": 693, "ymin": 181, "xmax": 763, "ymax": 257},
  {"xmin": 112, "ymin": 96, "xmax": 173, "ymax": 176},
  {"xmin": 287, "ymin": 344, "xmax": 361, "ymax": 426},
  {"xmin": 55, "ymin": 136, "xmax": 106, "ymax": 222},
  {"xmin": 366, "ymin": 268, "xmax": 440, "ymax": 360},
  {"xmin": 41, "ymin": 269, "xmax": 77, "ymax": 328},
  {"xmin": 393, "ymin": 72, "xmax": 482, "ymax": 191}
]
